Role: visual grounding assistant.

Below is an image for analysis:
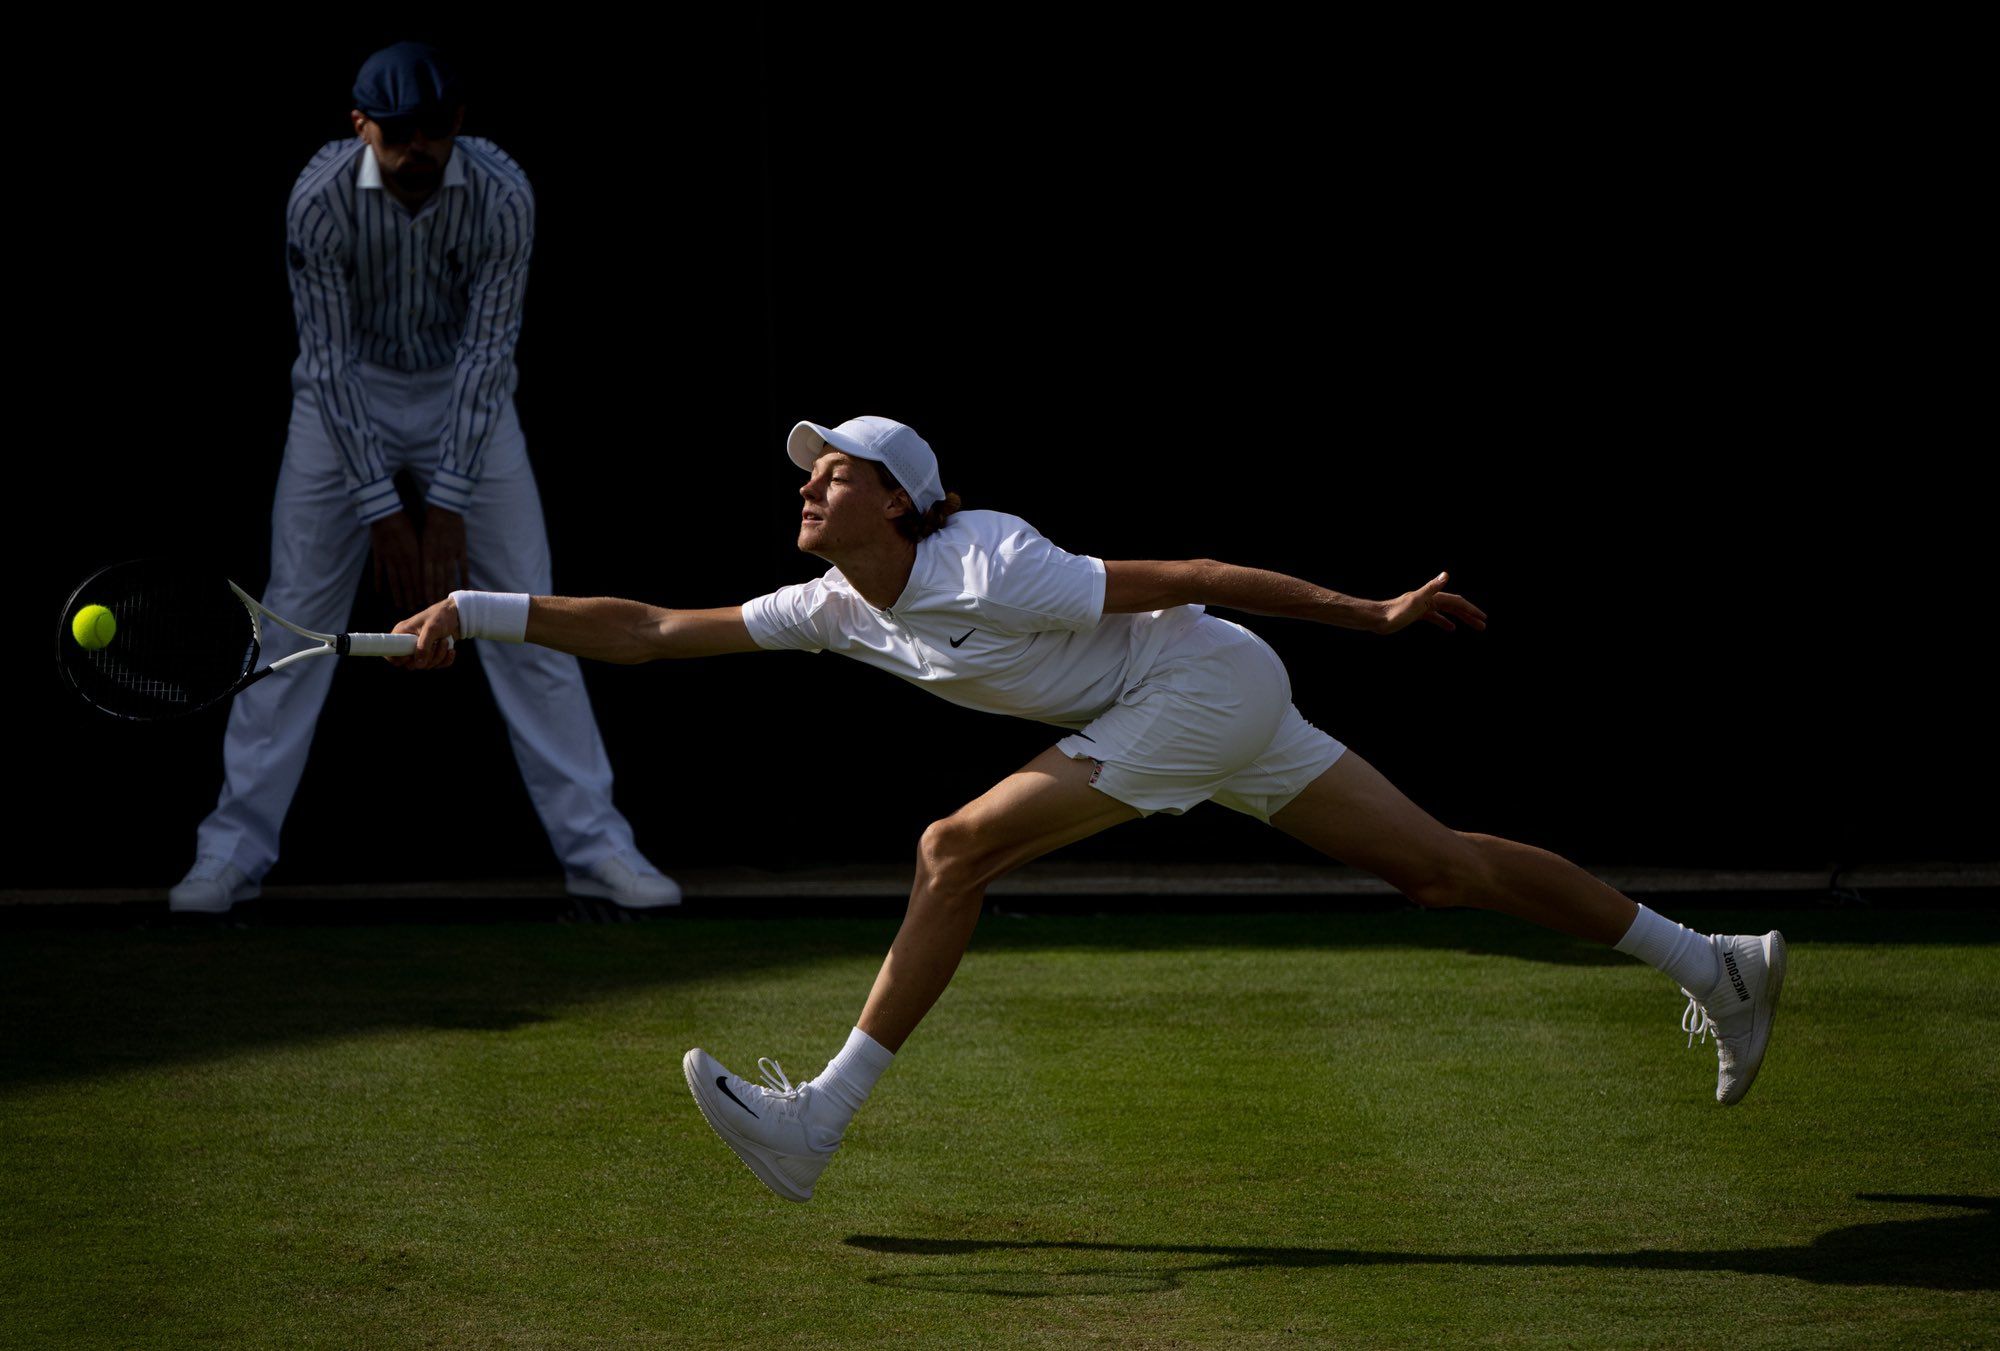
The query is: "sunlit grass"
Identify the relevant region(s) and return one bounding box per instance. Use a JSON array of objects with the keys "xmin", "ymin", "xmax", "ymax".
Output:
[{"xmin": 3, "ymin": 908, "xmax": 1994, "ymax": 1346}]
